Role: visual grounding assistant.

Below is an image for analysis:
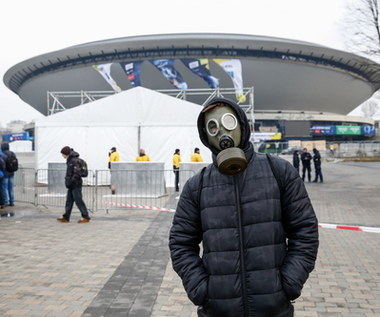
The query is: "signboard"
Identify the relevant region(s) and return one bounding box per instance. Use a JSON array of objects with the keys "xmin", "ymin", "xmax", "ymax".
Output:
[
  {"xmin": 311, "ymin": 125, "xmax": 375, "ymax": 136},
  {"xmin": 2, "ymin": 132, "xmax": 32, "ymax": 142},
  {"xmin": 310, "ymin": 125, "xmax": 335, "ymax": 135},
  {"xmin": 362, "ymin": 126, "xmax": 376, "ymax": 136},
  {"xmin": 336, "ymin": 125, "xmax": 361, "ymax": 135},
  {"xmin": 251, "ymin": 132, "xmax": 282, "ymax": 143}
]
